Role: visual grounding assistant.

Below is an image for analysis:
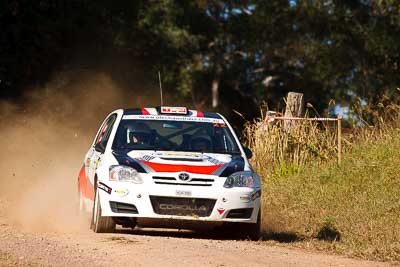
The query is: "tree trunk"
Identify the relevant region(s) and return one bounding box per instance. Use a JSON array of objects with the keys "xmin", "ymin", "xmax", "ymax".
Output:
[
  {"xmin": 211, "ymin": 63, "xmax": 222, "ymax": 108},
  {"xmin": 284, "ymin": 92, "xmax": 304, "ymax": 132}
]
